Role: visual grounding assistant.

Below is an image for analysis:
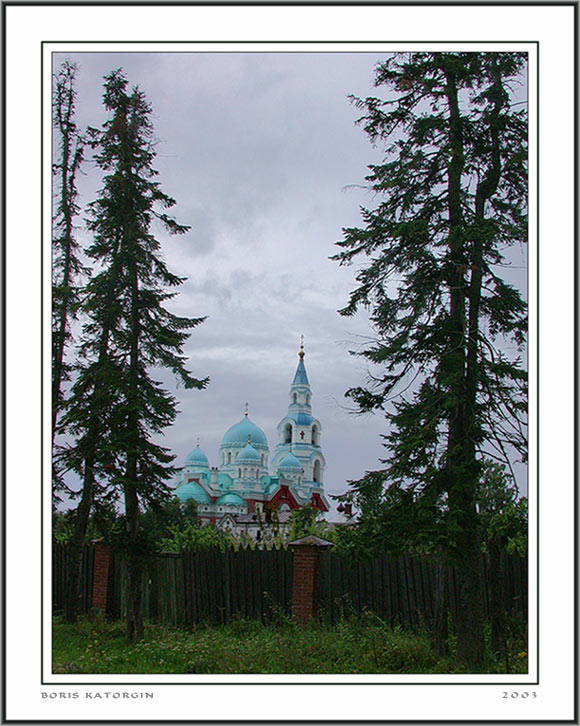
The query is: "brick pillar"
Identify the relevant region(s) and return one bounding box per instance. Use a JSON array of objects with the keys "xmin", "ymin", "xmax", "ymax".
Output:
[
  {"xmin": 289, "ymin": 535, "xmax": 333, "ymax": 624},
  {"xmin": 91, "ymin": 540, "xmax": 111, "ymax": 613}
]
